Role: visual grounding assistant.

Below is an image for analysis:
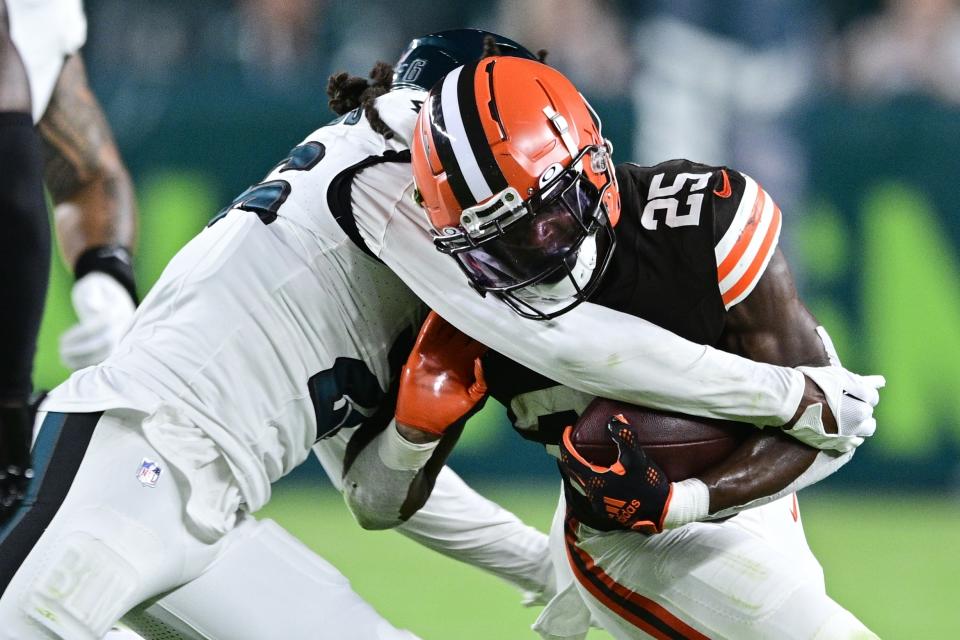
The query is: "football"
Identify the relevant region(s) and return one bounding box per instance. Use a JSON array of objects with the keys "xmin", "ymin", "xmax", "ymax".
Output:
[{"xmin": 569, "ymin": 397, "xmax": 755, "ymax": 480}]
